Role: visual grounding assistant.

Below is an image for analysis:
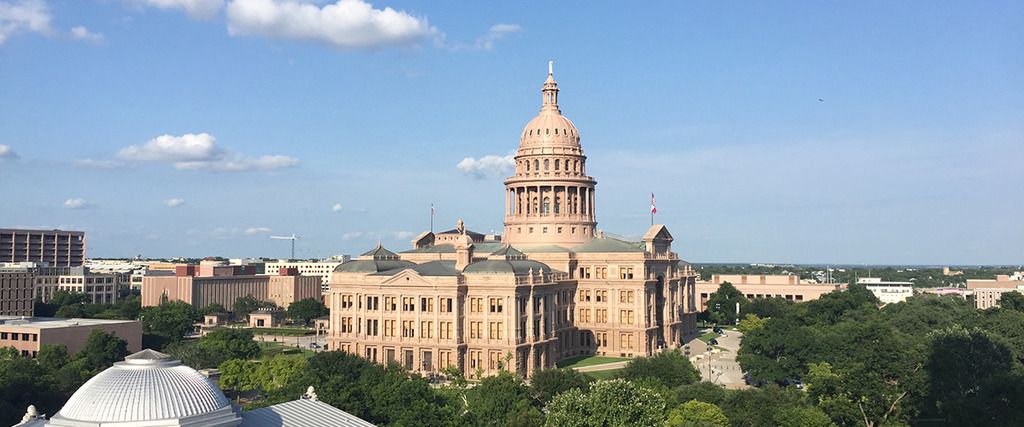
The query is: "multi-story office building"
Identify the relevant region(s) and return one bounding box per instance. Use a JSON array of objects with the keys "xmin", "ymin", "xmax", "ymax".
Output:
[
  {"xmin": 33, "ymin": 266, "xmax": 122, "ymax": 304},
  {"xmin": 0, "ymin": 270, "xmax": 35, "ymax": 316},
  {"xmin": 328, "ymin": 69, "xmax": 700, "ymax": 378},
  {"xmin": 967, "ymin": 272, "xmax": 1024, "ymax": 309},
  {"xmin": 264, "ymin": 257, "xmax": 350, "ymax": 293},
  {"xmin": 695, "ymin": 274, "xmax": 845, "ymax": 311},
  {"xmin": 142, "ymin": 265, "xmax": 321, "ymax": 310},
  {"xmin": 0, "ymin": 316, "xmax": 141, "ymax": 357},
  {"xmin": 0, "ymin": 228, "xmax": 85, "ymax": 267}
]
